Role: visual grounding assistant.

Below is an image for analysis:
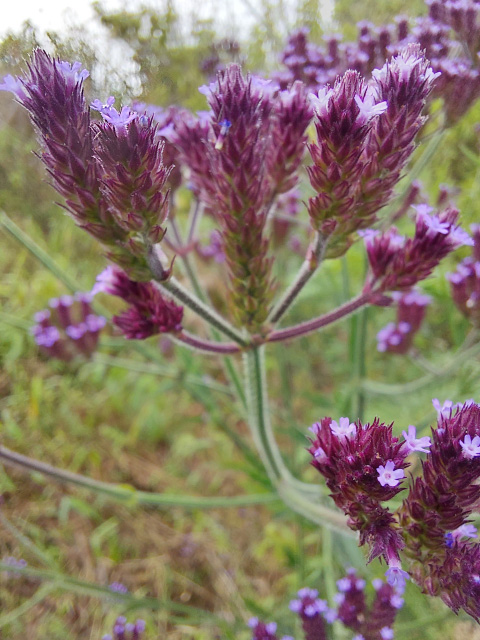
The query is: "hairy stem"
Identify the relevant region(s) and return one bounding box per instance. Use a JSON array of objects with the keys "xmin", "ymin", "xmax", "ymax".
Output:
[
  {"xmin": 0, "ymin": 445, "xmax": 277, "ymax": 508},
  {"xmin": 175, "ymin": 330, "xmax": 241, "ymax": 354},
  {"xmin": 243, "ymin": 346, "xmax": 286, "ymax": 483},
  {"xmin": 149, "ymin": 266, "xmax": 247, "ymax": 346},
  {"xmin": 243, "ymin": 347, "xmax": 351, "ymax": 528},
  {"xmin": 268, "ymin": 231, "xmax": 328, "ymax": 323},
  {"xmin": 268, "ymin": 292, "xmax": 372, "ymax": 343}
]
